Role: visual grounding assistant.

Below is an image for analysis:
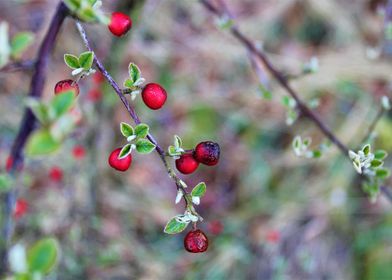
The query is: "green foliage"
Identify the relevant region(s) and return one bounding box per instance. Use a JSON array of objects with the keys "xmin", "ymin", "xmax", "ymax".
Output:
[
  {"xmin": 120, "ymin": 122, "xmax": 134, "ymax": 138},
  {"xmin": 168, "ymin": 135, "xmax": 184, "ymax": 157},
  {"xmin": 10, "ymin": 32, "xmax": 34, "ymax": 59},
  {"xmin": 27, "ymin": 238, "xmax": 60, "ymax": 274},
  {"xmin": 292, "ymin": 135, "xmax": 323, "ymax": 159},
  {"xmin": 63, "ymin": 0, "xmax": 108, "ymax": 24},
  {"xmin": 164, "ymin": 215, "xmax": 189, "ymax": 234},
  {"xmin": 135, "ymin": 139, "xmax": 156, "ymax": 154},
  {"xmin": 135, "ymin": 123, "xmax": 149, "ymax": 139},
  {"xmin": 123, "ymin": 63, "xmax": 145, "ymax": 100},
  {"xmin": 0, "ymin": 173, "xmax": 12, "ymax": 192},
  {"xmin": 25, "ymin": 130, "xmax": 61, "ymax": 156},
  {"xmin": 191, "ymin": 182, "xmax": 207, "ymax": 197},
  {"xmin": 64, "ymin": 51, "xmax": 95, "ymax": 77}
]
